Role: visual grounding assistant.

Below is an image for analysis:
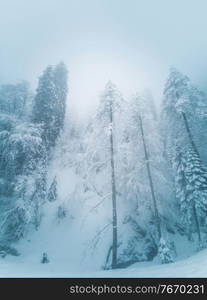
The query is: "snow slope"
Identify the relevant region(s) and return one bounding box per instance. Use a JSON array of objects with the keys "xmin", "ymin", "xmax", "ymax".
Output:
[
  {"xmin": 0, "ymin": 122, "xmax": 205, "ymax": 278},
  {"xmin": 0, "ymin": 136, "xmax": 202, "ymax": 278},
  {"xmin": 0, "ymin": 151, "xmax": 205, "ymax": 278},
  {"xmin": 0, "ymin": 248, "xmax": 207, "ymax": 277}
]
